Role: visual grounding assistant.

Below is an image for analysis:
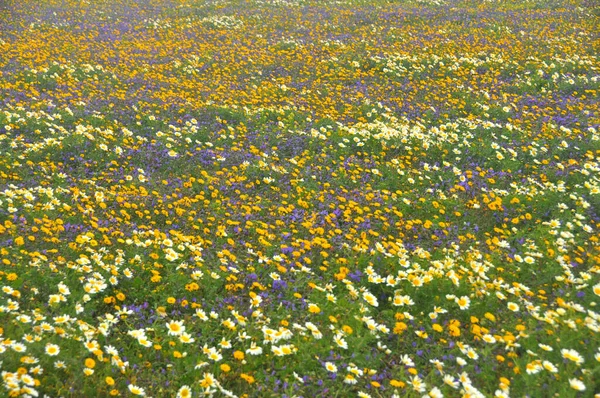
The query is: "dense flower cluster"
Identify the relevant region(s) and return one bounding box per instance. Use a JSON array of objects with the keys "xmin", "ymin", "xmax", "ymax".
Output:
[{"xmin": 0, "ymin": 0, "xmax": 598, "ymax": 396}]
